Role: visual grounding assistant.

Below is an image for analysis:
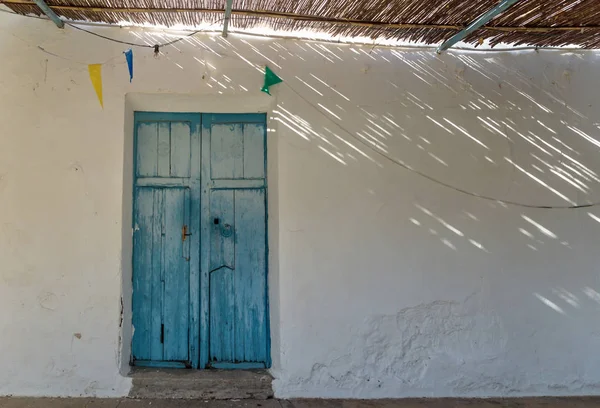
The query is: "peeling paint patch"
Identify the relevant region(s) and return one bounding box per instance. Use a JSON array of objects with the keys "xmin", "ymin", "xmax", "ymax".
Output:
[
  {"xmin": 277, "ymin": 294, "xmax": 507, "ymax": 397},
  {"xmin": 119, "ymin": 297, "xmax": 124, "ymax": 328}
]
